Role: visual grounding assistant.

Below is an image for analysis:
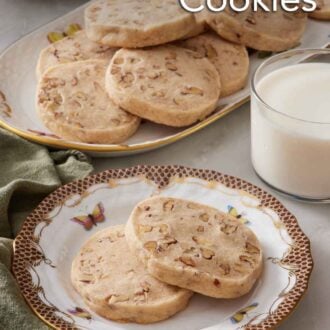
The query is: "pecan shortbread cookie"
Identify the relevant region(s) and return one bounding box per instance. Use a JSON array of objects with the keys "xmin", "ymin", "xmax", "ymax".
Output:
[
  {"xmin": 177, "ymin": 32, "xmax": 249, "ymax": 96},
  {"xmin": 37, "ymin": 30, "xmax": 117, "ymax": 78},
  {"xmin": 309, "ymin": 0, "xmax": 330, "ymax": 20},
  {"xmin": 71, "ymin": 225, "xmax": 192, "ymax": 323},
  {"xmin": 37, "ymin": 60, "xmax": 140, "ymax": 144},
  {"xmin": 204, "ymin": 0, "xmax": 307, "ymax": 51},
  {"xmin": 126, "ymin": 197, "xmax": 263, "ymax": 299},
  {"xmin": 106, "ymin": 46, "xmax": 221, "ymax": 127},
  {"xmin": 85, "ymin": 0, "xmax": 200, "ymax": 48}
]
